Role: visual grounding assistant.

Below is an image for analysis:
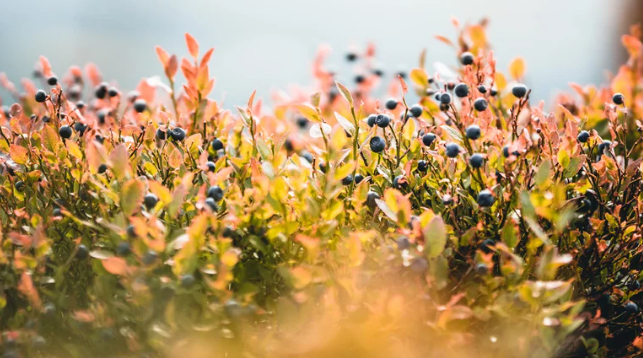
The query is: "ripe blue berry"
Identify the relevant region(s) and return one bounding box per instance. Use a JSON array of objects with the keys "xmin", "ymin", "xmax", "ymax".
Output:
[
  {"xmin": 342, "ymin": 175, "xmax": 353, "ymax": 186},
  {"xmin": 375, "ymin": 114, "xmax": 391, "ymax": 128},
  {"xmin": 393, "ymin": 175, "xmax": 407, "ymax": 190},
  {"xmin": 367, "ymin": 114, "xmax": 377, "ymax": 127},
  {"xmin": 95, "ymin": 83, "xmax": 108, "ymax": 99},
  {"xmin": 76, "ymin": 244, "xmax": 89, "ymax": 260},
  {"xmin": 206, "ymin": 161, "xmax": 216, "ymax": 172},
  {"xmin": 490, "ymin": 88, "xmax": 498, "ymax": 96},
  {"xmin": 59, "ymin": 125, "xmax": 72, "ymax": 139},
  {"xmin": 442, "ymin": 194, "xmax": 453, "ymax": 205},
  {"xmin": 477, "ymin": 85, "xmax": 487, "ymax": 94},
  {"xmin": 98, "ymin": 164, "xmax": 108, "ymax": 174},
  {"xmin": 354, "ymin": 174, "xmax": 364, "ymax": 184},
  {"xmin": 47, "ymin": 76, "xmax": 58, "ymax": 86},
  {"xmin": 354, "ymin": 75, "xmax": 365, "ymax": 84},
  {"xmin": 454, "ymin": 83, "xmax": 469, "ymax": 98},
  {"xmin": 170, "ymin": 127, "xmax": 186, "ymax": 141},
  {"xmin": 473, "ymin": 98, "xmax": 488, "ymax": 111},
  {"xmin": 469, "ymin": 153, "xmax": 484, "ymax": 168},
  {"xmin": 207, "ymin": 185, "xmax": 224, "ymax": 201},
  {"xmin": 116, "ymin": 242, "xmax": 131, "ymax": 257},
  {"xmin": 613, "ymin": 93, "xmax": 625, "ymax": 105},
  {"xmin": 460, "ymin": 52, "xmax": 474, "ymax": 65},
  {"xmin": 142, "ymin": 250, "xmax": 158, "ymax": 265},
  {"xmin": 409, "ymin": 104, "xmax": 423, "ymax": 118},
  {"xmin": 144, "ymin": 193, "xmax": 158, "ymax": 210},
  {"xmin": 396, "ymin": 237, "xmax": 410, "ymax": 250},
  {"xmin": 502, "ymin": 145, "xmax": 510, "ymax": 158},
  {"xmin": 370, "ymin": 136, "xmax": 386, "ymax": 153},
  {"xmin": 133, "ymin": 99, "xmax": 147, "ymax": 113},
  {"xmin": 479, "ymin": 239, "xmax": 496, "ymax": 253},
  {"xmin": 35, "ymin": 90, "xmax": 47, "ymax": 103},
  {"xmin": 417, "ymin": 160, "xmax": 428, "ymax": 172},
  {"xmin": 296, "ymin": 117, "xmax": 308, "ymax": 128},
  {"xmin": 385, "ymin": 98, "xmax": 398, "ymax": 110},
  {"xmin": 422, "ymin": 133, "xmax": 436, "ymax": 146},
  {"xmin": 108, "ymin": 87, "xmax": 119, "ymax": 98},
  {"xmin": 181, "ymin": 274, "xmax": 196, "ymax": 288},
  {"xmin": 465, "ymin": 124, "xmax": 481, "ymax": 140},
  {"xmin": 512, "ymin": 84, "xmax": 528, "ymax": 98},
  {"xmin": 205, "ymin": 197, "xmax": 217, "ymax": 211},
  {"xmin": 475, "ymin": 263, "xmax": 489, "ymax": 275},
  {"xmin": 624, "ymin": 302, "xmax": 639, "ymax": 313},
  {"xmin": 156, "ymin": 128, "xmax": 166, "ymax": 140},
  {"xmin": 477, "ymin": 189, "xmax": 495, "ymax": 207},
  {"xmin": 127, "ymin": 224, "xmax": 136, "ymax": 238},
  {"xmin": 445, "ymin": 143, "xmax": 460, "ymax": 158},
  {"xmin": 74, "ymin": 122, "xmax": 87, "ymax": 136},
  {"xmin": 577, "ymin": 130, "xmax": 590, "ymax": 143},
  {"xmin": 346, "ymin": 52, "xmax": 357, "ymax": 61},
  {"xmin": 211, "ymin": 138, "xmax": 224, "ymax": 151},
  {"xmin": 366, "ymin": 191, "xmax": 380, "ymax": 209},
  {"xmin": 440, "ymin": 93, "xmax": 452, "ymax": 105}
]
